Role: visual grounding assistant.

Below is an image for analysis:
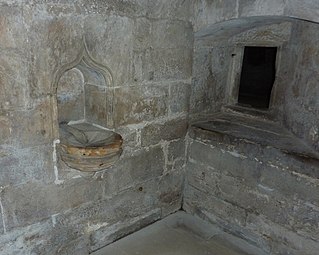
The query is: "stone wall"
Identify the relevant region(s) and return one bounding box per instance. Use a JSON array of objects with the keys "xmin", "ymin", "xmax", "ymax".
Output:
[
  {"xmin": 193, "ymin": 0, "xmax": 319, "ymax": 32},
  {"xmin": 185, "ymin": 2, "xmax": 319, "ymax": 255},
  {"xmin": 0, "ymin": 0, "xmax": 192, "ymax": 254},
  {"xmin": 281, "ymin": 21, "xmax": 319, "ymax": 151},
  {"xmin": 190, "ymin": 15, "xmax": 319, "ymax": 152},
  {"xmin": 1, "ymin": 0, "xmax": 319, "ymax": 254},
  {"xmin": 184, "ymin": 130, "xmax": 319, "ymax": 255},
  {"xmin": 190, "ymin": 16, "xmax": 293, "ymax": 119}
]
